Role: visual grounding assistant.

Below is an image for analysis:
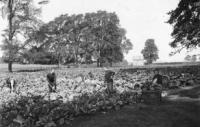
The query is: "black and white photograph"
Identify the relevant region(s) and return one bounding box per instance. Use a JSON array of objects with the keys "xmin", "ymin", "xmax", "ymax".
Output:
[{"xmin": 0, "ymin": 0, "xmax": 200, "ymax": 126}]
